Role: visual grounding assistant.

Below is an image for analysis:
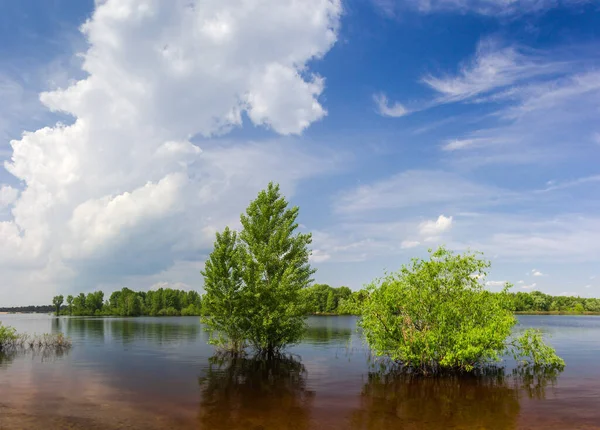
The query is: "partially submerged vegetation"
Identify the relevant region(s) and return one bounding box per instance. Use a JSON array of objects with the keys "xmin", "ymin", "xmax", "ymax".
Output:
[
  {"xmin": 357, "ymin": 247, "xmax": 564, "ymax": 375},
  {"xmin": 202, "ymin": 183, "xmax": 313, "ymax": 356},
  {"xmin": 0, "ymin": 322, "xmax": 71, "ymax": 353},
  {"xmin": 2, "ymin": 183, "xmax": 567, "ymax": 377}
]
